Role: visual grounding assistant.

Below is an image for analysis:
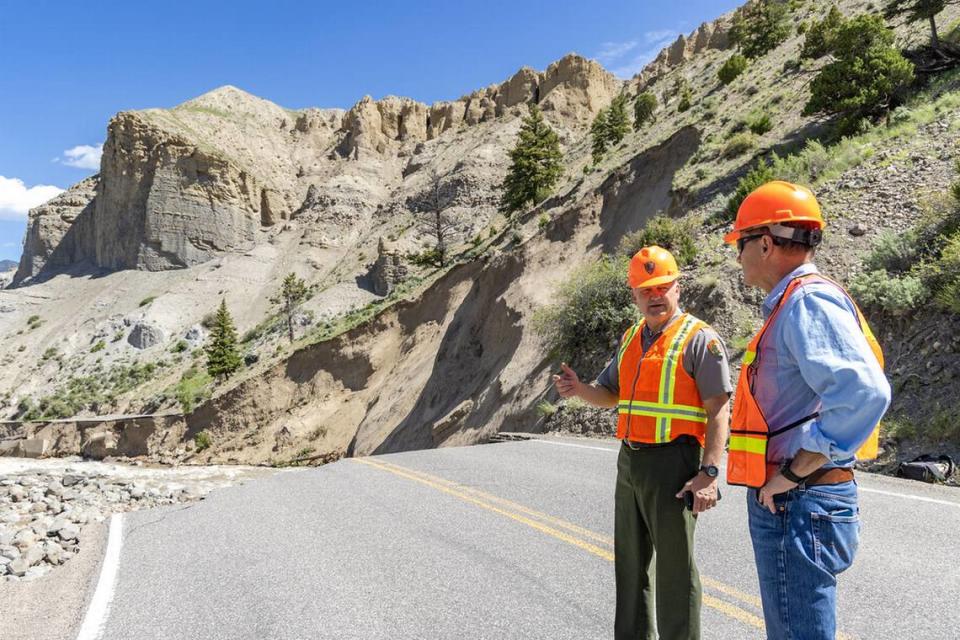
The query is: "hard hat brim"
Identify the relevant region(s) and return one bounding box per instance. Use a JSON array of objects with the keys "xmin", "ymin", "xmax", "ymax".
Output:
[
  {"xmin": 628, "ymin": 273, "xmax": 679, "ymax": 289},
  {"xmin": 723, "ymin": 229, "xmax": 742, "ymax": 244}
]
